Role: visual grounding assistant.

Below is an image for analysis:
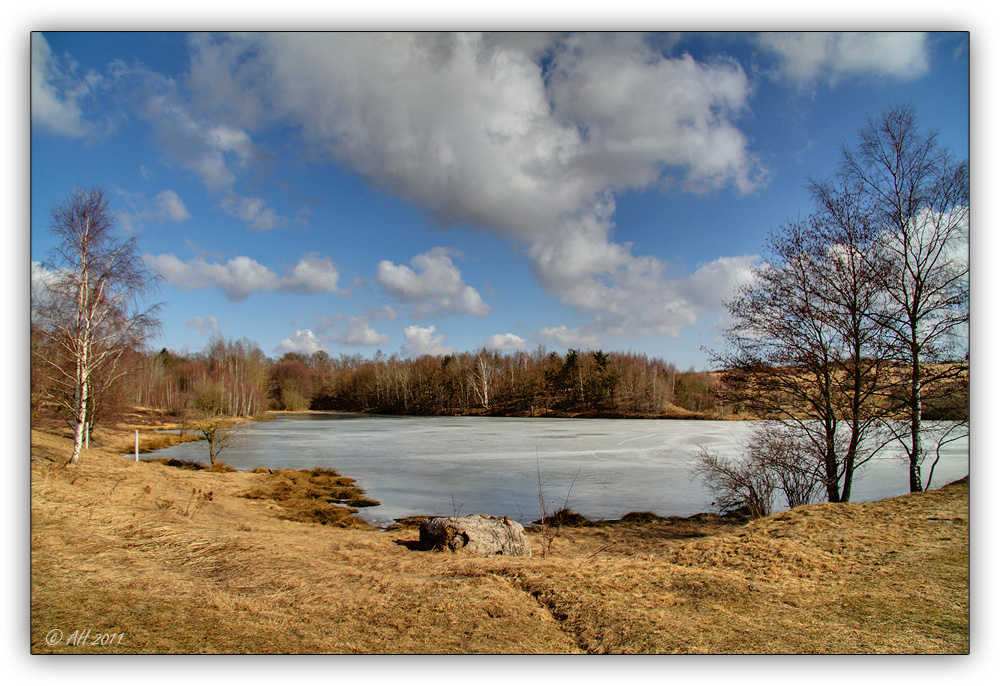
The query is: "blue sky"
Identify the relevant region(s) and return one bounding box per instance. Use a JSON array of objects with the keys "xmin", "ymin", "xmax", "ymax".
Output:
[{"xmin": 30, "ymin": 31, "xmax": 970, "ymax": 369}]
